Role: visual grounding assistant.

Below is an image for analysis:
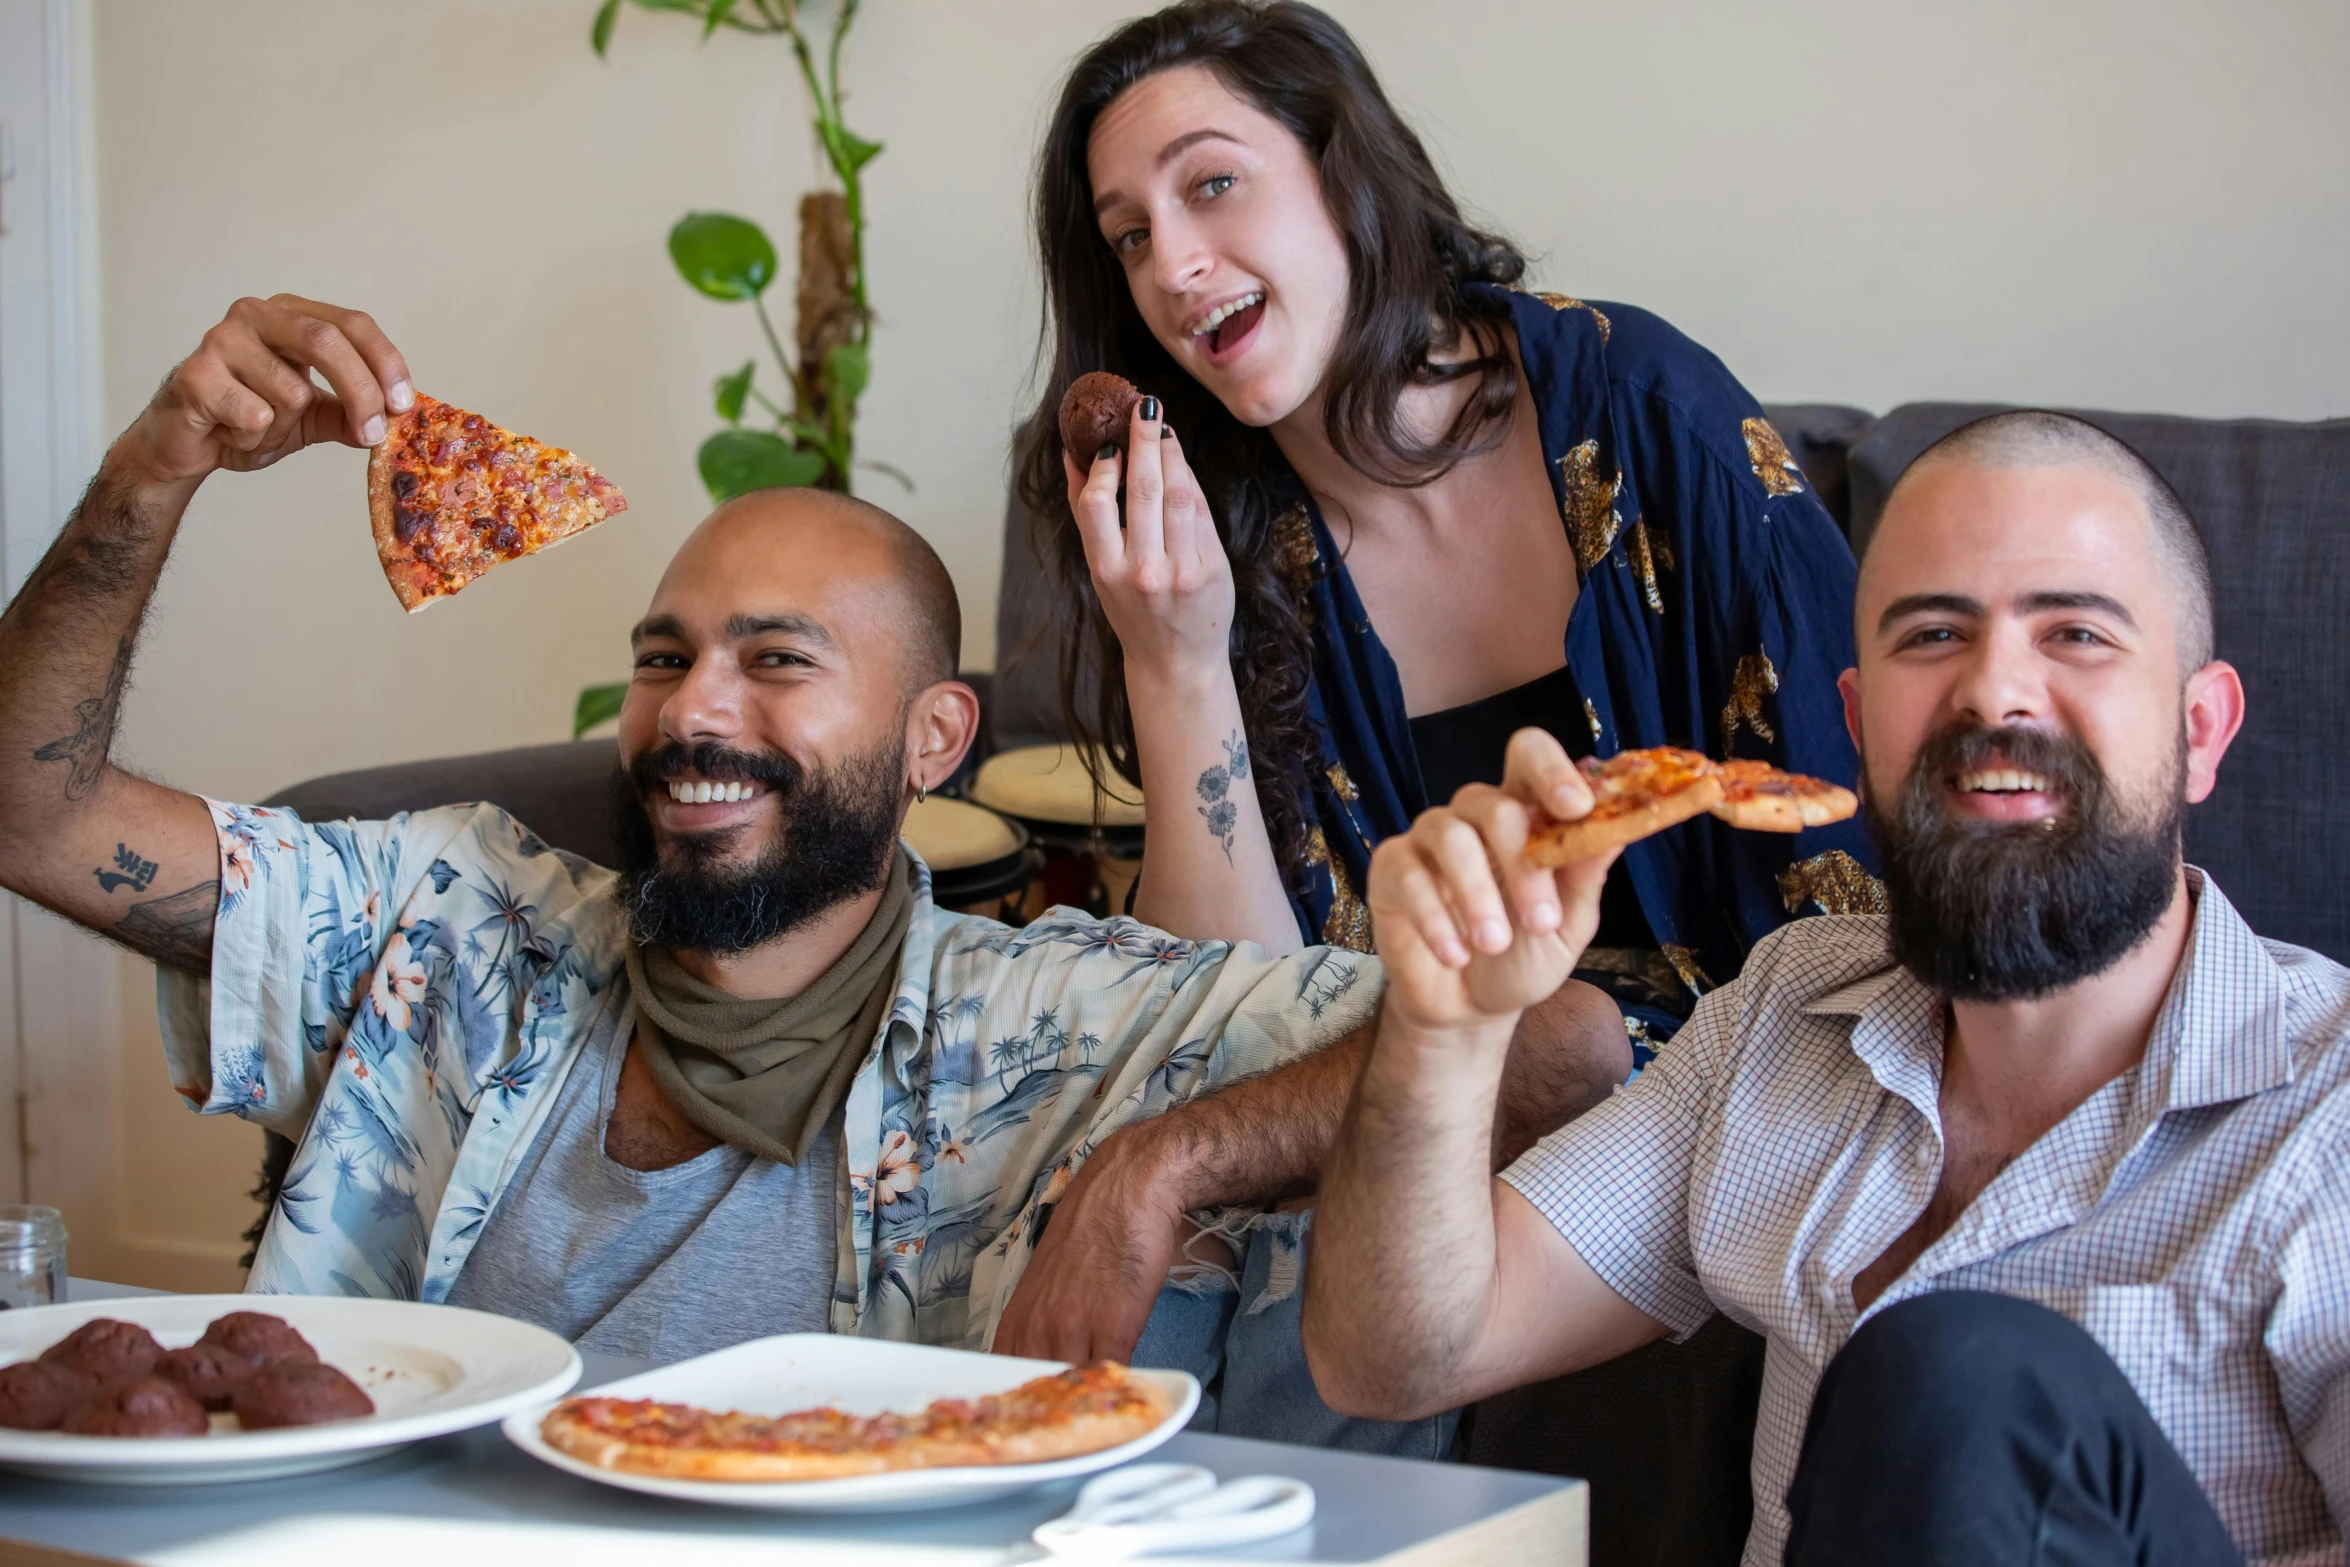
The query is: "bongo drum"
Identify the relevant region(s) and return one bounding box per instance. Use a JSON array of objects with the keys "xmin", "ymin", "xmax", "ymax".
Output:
[
  {"xmin": 902, "ymin": 795, "xmax": 1035, "ymax": 920},
  {"xmin": 967, "ymin": 743, "xmax": 1147, "ymax": 918}
]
